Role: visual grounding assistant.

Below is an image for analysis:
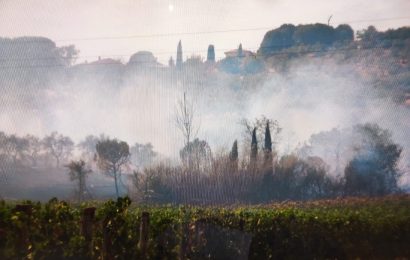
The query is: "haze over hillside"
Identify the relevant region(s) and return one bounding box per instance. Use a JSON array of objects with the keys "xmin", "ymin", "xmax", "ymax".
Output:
[{"xmin": 0, "ymin": 22, "xmax": 409, "ymax": 201}]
